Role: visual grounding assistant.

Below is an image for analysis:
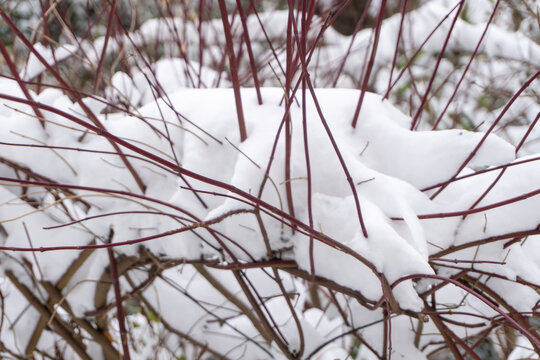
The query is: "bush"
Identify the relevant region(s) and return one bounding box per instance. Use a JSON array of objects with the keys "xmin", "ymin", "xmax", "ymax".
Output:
[{"xmin": 0, "ymin": 0, "xmax": 539, "ymax": 359}]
